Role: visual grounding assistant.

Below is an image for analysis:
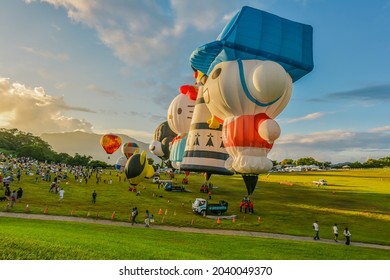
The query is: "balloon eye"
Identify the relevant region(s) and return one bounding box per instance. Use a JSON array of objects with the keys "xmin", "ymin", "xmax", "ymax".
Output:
[
  {"xmin": 212, "ymin": 68, "xmax": 221, "ymax": 79},
  {"xmin": 177, "ymin": 108, "xmax": 182, "ymax": 114},
  {"xmin": 200, "ymin": 75, "xmax": 208, "ymax": 85}
]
